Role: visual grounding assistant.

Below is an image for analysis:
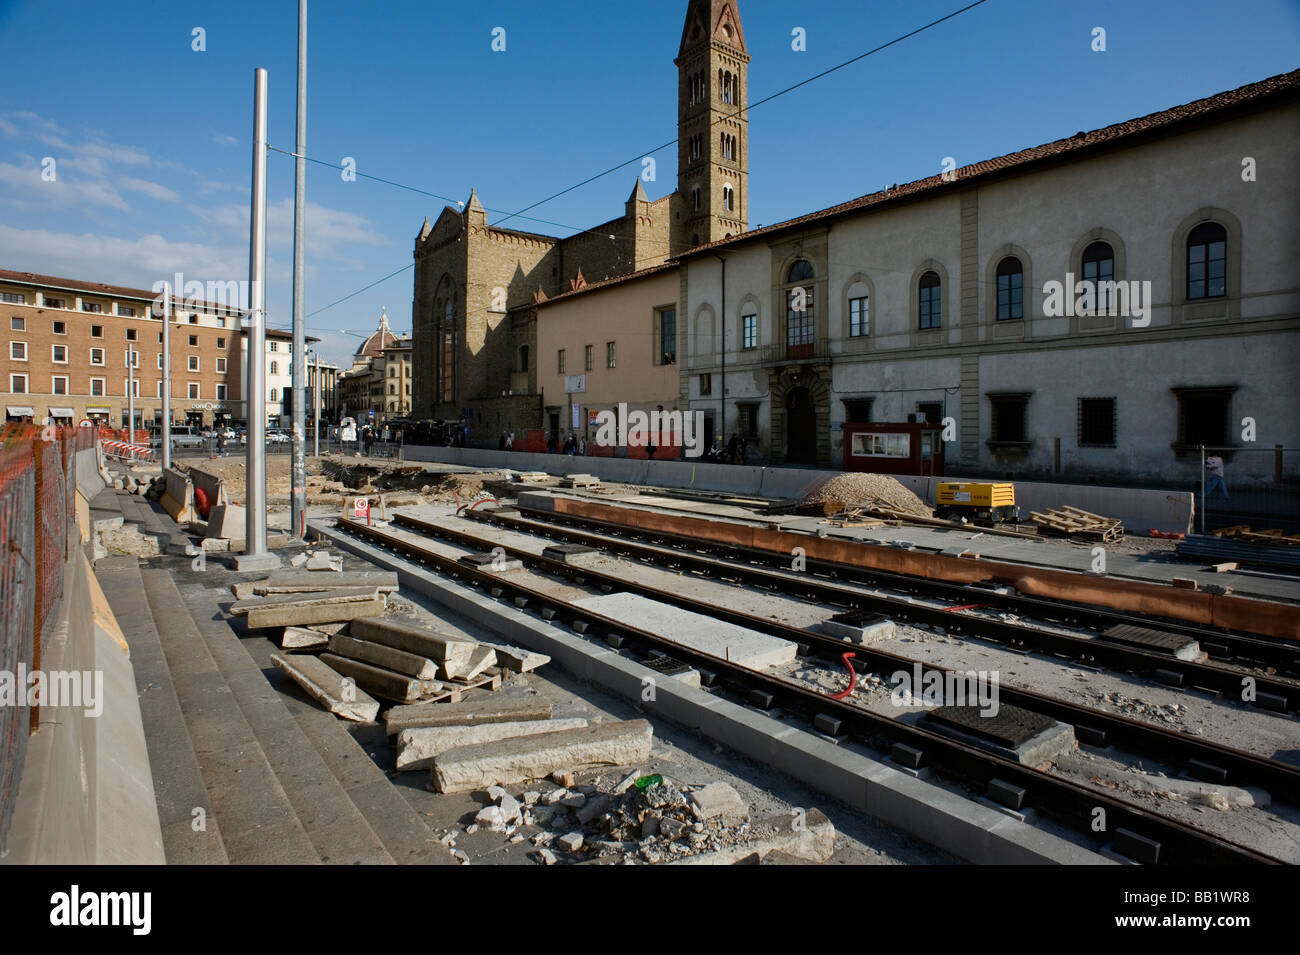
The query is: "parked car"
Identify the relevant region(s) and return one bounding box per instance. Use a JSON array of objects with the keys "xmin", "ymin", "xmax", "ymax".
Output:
[
  {"xmin": 265, "ymin": 430, "xmax": 290, "ymax": 444},
  {"xmin": 218, "ymin": 428, "xmax": 236, "ymax": 440},
  {"xmin": 170, "ymin": 426, "xmax": 206, "ymax": 449}
]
